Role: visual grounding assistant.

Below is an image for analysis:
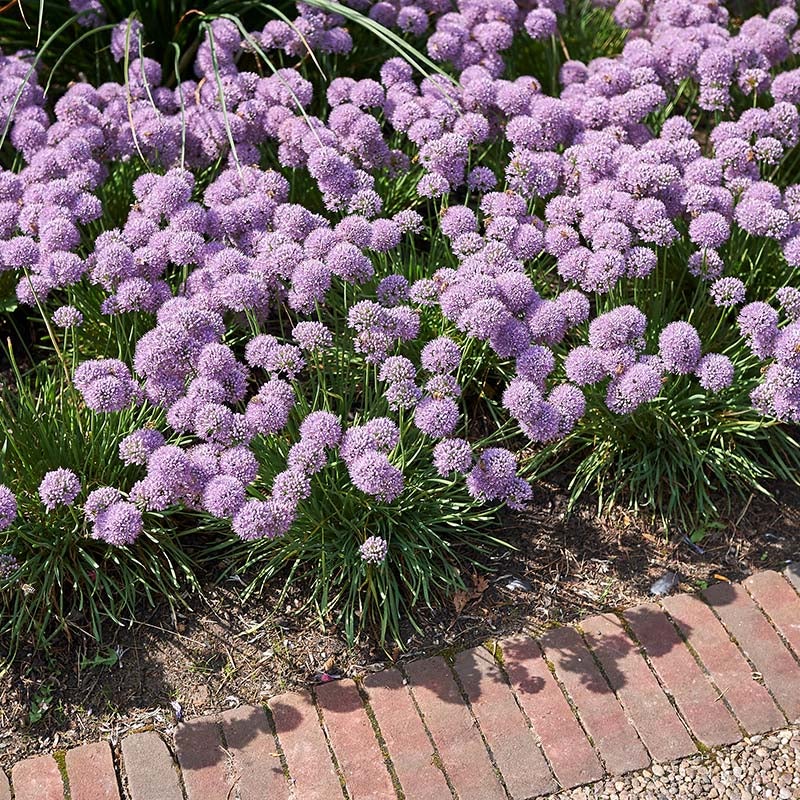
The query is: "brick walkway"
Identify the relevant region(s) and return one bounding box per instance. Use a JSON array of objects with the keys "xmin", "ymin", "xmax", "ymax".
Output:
[{"xmin": 3, "ymin": 565, "xmax": 800, "ymax": 799}]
